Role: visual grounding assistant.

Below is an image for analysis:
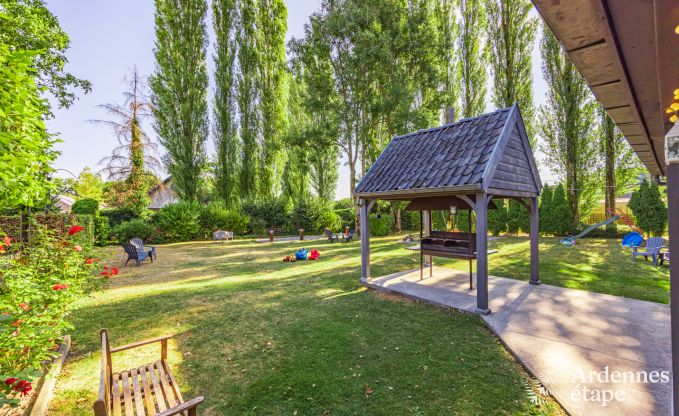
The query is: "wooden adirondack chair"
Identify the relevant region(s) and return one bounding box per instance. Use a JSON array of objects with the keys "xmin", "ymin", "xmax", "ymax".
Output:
[
  {"xmin": 122, "ymin": 243, "xmax": 153, "ymax": 266},
  {"xmin": 131, "ymin": 238, "xmax": 156, "ymax": 261},
  {"xmin": 93, "ymin": 329, "xmax": 204, "ymax": 416},
  {"xmin": 324, "ymin": 228, "xmax": 338, "ymax": 243},
  {"xmin": 633, "ymin": 237, "xmax": 666, "ymax": 266}
]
